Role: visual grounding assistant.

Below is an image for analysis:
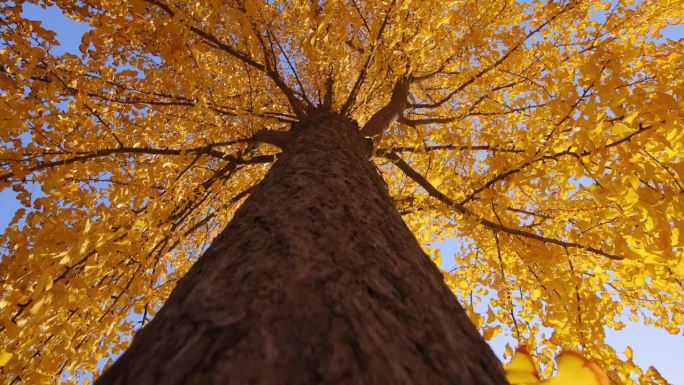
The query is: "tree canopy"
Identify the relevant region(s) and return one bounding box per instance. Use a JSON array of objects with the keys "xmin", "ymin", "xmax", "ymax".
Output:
[{"xmin": 0, "ymin": 0, "xmax": 682, "ymax": 383}]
